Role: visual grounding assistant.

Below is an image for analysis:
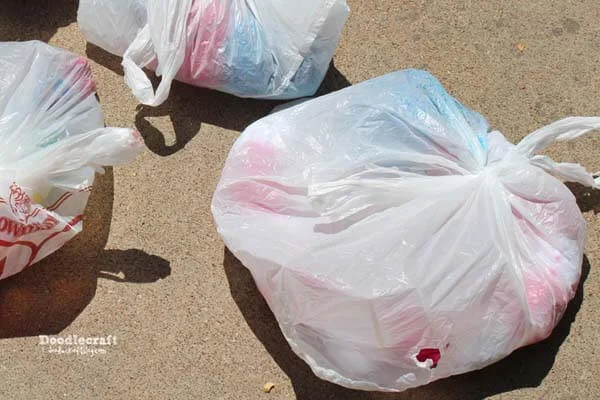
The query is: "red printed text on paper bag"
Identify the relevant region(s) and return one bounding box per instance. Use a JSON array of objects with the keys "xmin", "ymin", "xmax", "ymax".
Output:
[{"xmin": 0, "ymin": 183, "xmax": 85, "ymax": 280}]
